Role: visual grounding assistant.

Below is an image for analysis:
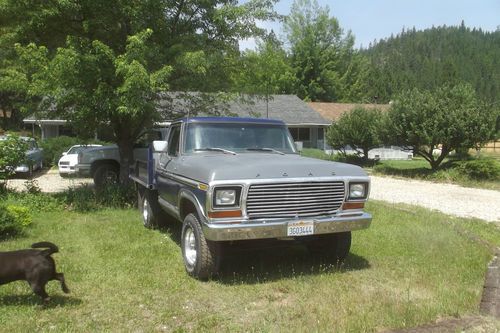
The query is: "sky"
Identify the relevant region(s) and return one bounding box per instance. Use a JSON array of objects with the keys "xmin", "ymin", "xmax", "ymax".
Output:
[{"xmin": 239, "ymin": 0, "xmax": 500, "ymax": 50}]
